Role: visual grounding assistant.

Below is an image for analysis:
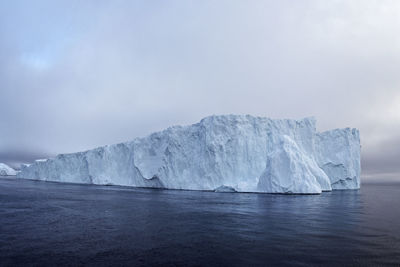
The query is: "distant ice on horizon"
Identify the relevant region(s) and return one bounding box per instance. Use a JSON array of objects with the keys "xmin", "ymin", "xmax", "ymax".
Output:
[{"xmin": 0, "ymin": 163, "xmax": 17, "ymax": 176}]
